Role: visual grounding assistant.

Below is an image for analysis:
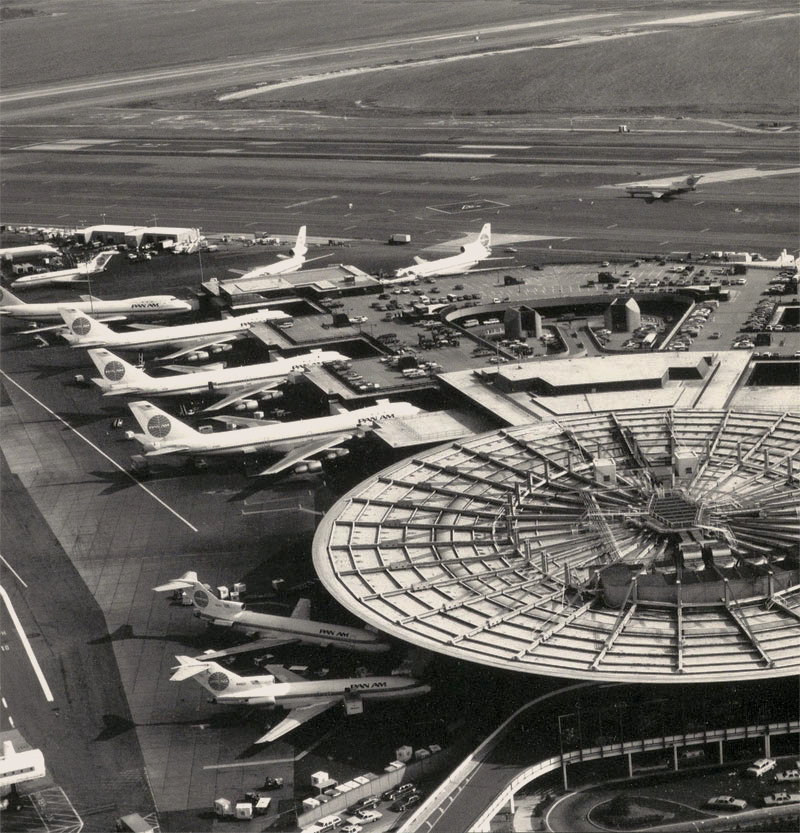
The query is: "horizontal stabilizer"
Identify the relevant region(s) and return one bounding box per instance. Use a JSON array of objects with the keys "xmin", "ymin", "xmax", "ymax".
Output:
[
  {"xmin": 170, "ymin": 655, "xmax": 209, "ymax": 681},
  {"xmin": 255, "ymin": 700, "xmax": 337, "ymax": 743},
  {"xmin": 153, "ymin": 571, "xmax": 200, "ymax": 592}
]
